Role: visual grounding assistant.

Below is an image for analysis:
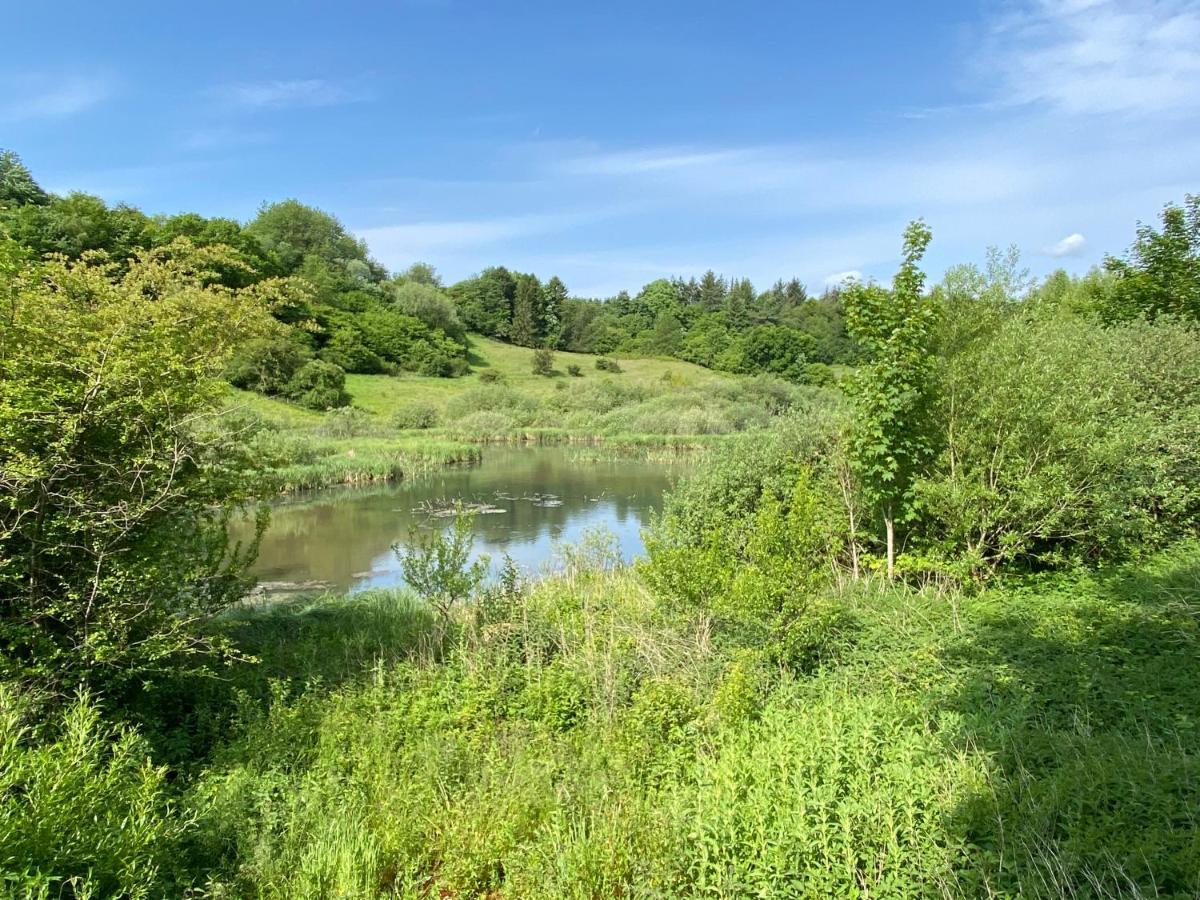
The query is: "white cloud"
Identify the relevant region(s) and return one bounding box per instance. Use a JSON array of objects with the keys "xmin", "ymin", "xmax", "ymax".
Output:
[
  {"xmin": 0, "ymin": 75, "xmax": 113, "ymax": 123},
  {"xmin": 216, "ymin": 79, "xmax": 356, "ymax": 109},
  {"xmin": 1046, "ymin": 232, "xmax": 1088, "ymax": 256},
  {"xmin": 355, "ymin": 214, "xmax": 586, "ymax": 267},
  {"xmin": 985, "ymin": 0, "xmax": 1200, "ymax": 116},
  {"xmin": 823, "ymin": 270, "xmax": 863, "ymax": 286}
]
